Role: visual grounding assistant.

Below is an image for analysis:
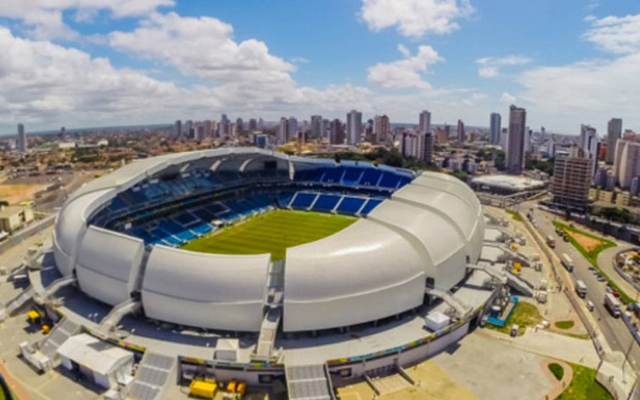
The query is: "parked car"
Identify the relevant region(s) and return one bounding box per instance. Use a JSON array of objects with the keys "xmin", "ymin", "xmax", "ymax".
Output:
[
  {"xmin": 612, "ymin": 290, "xmax": 620, "ymax": 298},
  {"xmin": 597, "ymin": 275, "xmax": 606, "ymax": 282}
]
